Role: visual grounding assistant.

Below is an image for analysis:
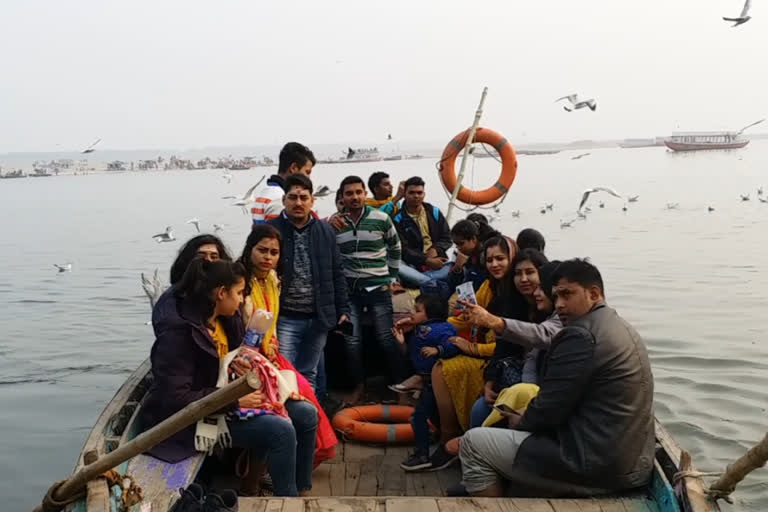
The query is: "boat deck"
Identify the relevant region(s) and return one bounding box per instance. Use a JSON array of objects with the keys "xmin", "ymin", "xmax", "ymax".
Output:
[{"xmin": 237, "ymin": 442, "xmax": 659, "ymax": 511}]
